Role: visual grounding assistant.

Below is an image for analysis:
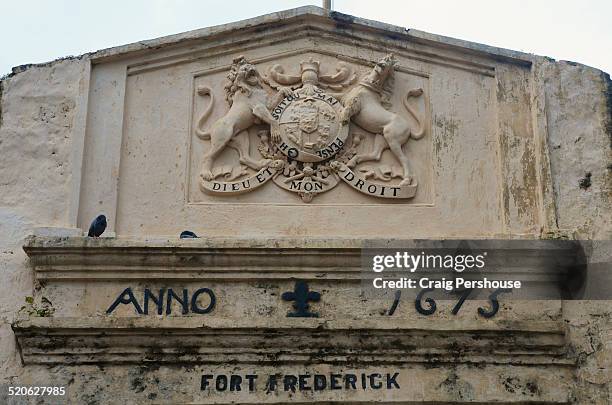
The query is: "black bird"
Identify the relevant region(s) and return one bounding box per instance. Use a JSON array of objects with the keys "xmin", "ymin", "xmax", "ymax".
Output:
[
  {"xmin": 180, "ymin": 230, "xmax": 199, "ymax": 239},
  {"xmin": 87, "ymin": 215, "xmax": 107, "ymax": 237}
]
